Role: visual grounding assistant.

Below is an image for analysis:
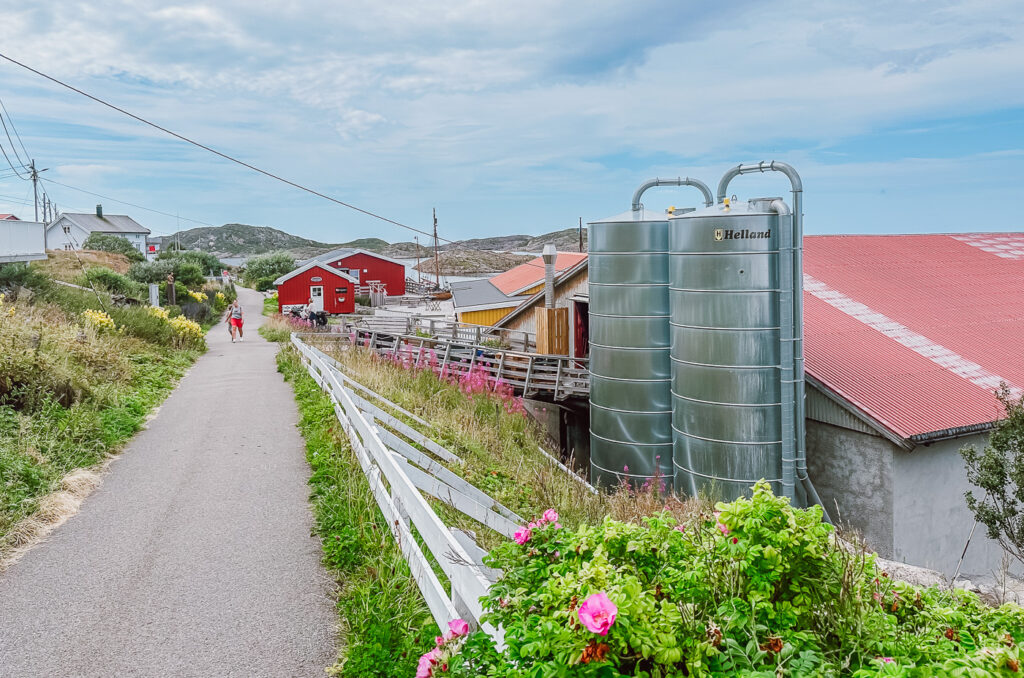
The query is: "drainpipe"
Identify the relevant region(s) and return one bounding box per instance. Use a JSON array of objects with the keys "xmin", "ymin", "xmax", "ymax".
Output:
[
  {"xmin": 542, "ymin": 244, "xmax": 556, "ymax": 309},
  {"xmin": 717, "ymin": 162, "xmax": 805, "ymax": 506},
  {"xmin": 632, "ymin": 177, "xmax": 714, "ymax": 212}
]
